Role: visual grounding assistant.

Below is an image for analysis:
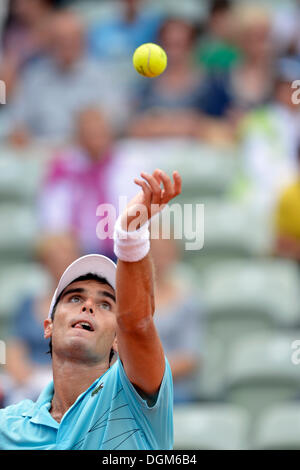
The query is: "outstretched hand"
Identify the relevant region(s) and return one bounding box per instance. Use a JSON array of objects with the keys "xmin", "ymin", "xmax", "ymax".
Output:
[{"xmin": 120, "ymin": 169, "xmax": 182, "ymax": 231}]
